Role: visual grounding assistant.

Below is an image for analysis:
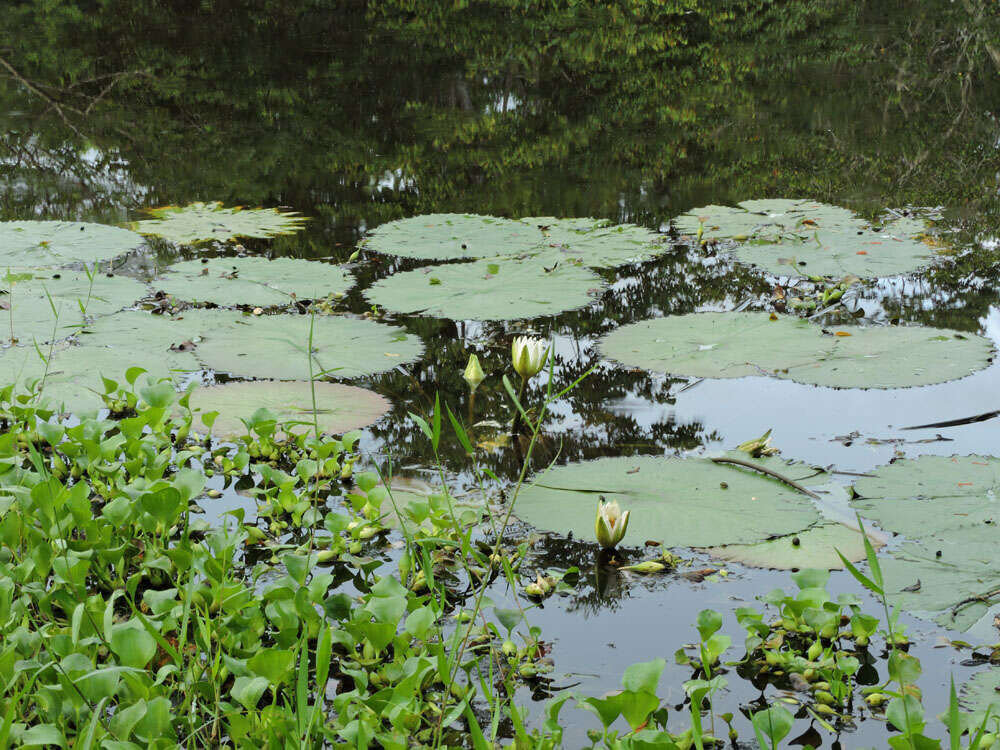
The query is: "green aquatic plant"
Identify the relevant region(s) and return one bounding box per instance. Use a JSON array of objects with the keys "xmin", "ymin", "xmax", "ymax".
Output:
[
  {"xmin": 673, "ymin": 199, "xmax": 937, "ymax": 279},
  {"xmin": 599, "ymin": 312, "xmax": 995, "ymax": 389},
  {"xmin": 131, "ymin": 201, "xmax": 308, "ymax": 244},
  {"xmin": 0, "ymin": 220, "xmax": 146, "ymax": 268}
]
